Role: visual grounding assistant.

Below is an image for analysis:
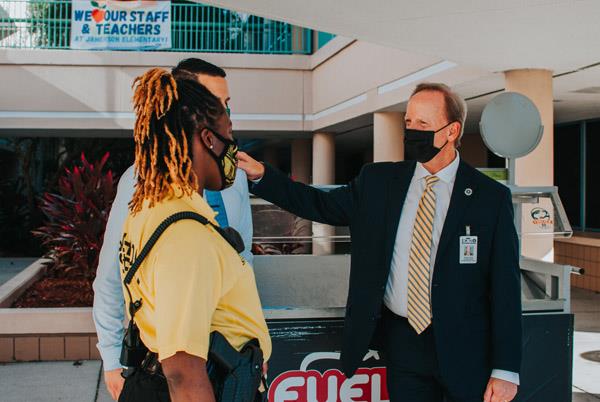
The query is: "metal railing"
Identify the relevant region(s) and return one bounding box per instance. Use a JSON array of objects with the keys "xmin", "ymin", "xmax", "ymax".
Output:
[{"xmin": 0, "ymin": 0, "xmax": 313, "ymax": 54}]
